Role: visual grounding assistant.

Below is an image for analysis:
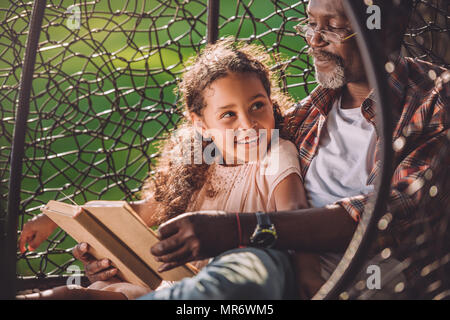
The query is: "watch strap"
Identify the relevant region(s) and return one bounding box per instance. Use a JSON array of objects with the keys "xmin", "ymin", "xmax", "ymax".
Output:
[{"xmin": 255, "ymin": 211, "xmax": 272, "ymax": 228}]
